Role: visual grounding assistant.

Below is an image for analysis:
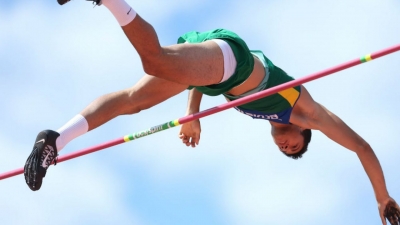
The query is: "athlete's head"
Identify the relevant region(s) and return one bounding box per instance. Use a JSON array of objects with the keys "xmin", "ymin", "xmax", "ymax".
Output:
[{"xmin": 271, "ymin": 125, "xmax": 312, "ymax": 159}]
